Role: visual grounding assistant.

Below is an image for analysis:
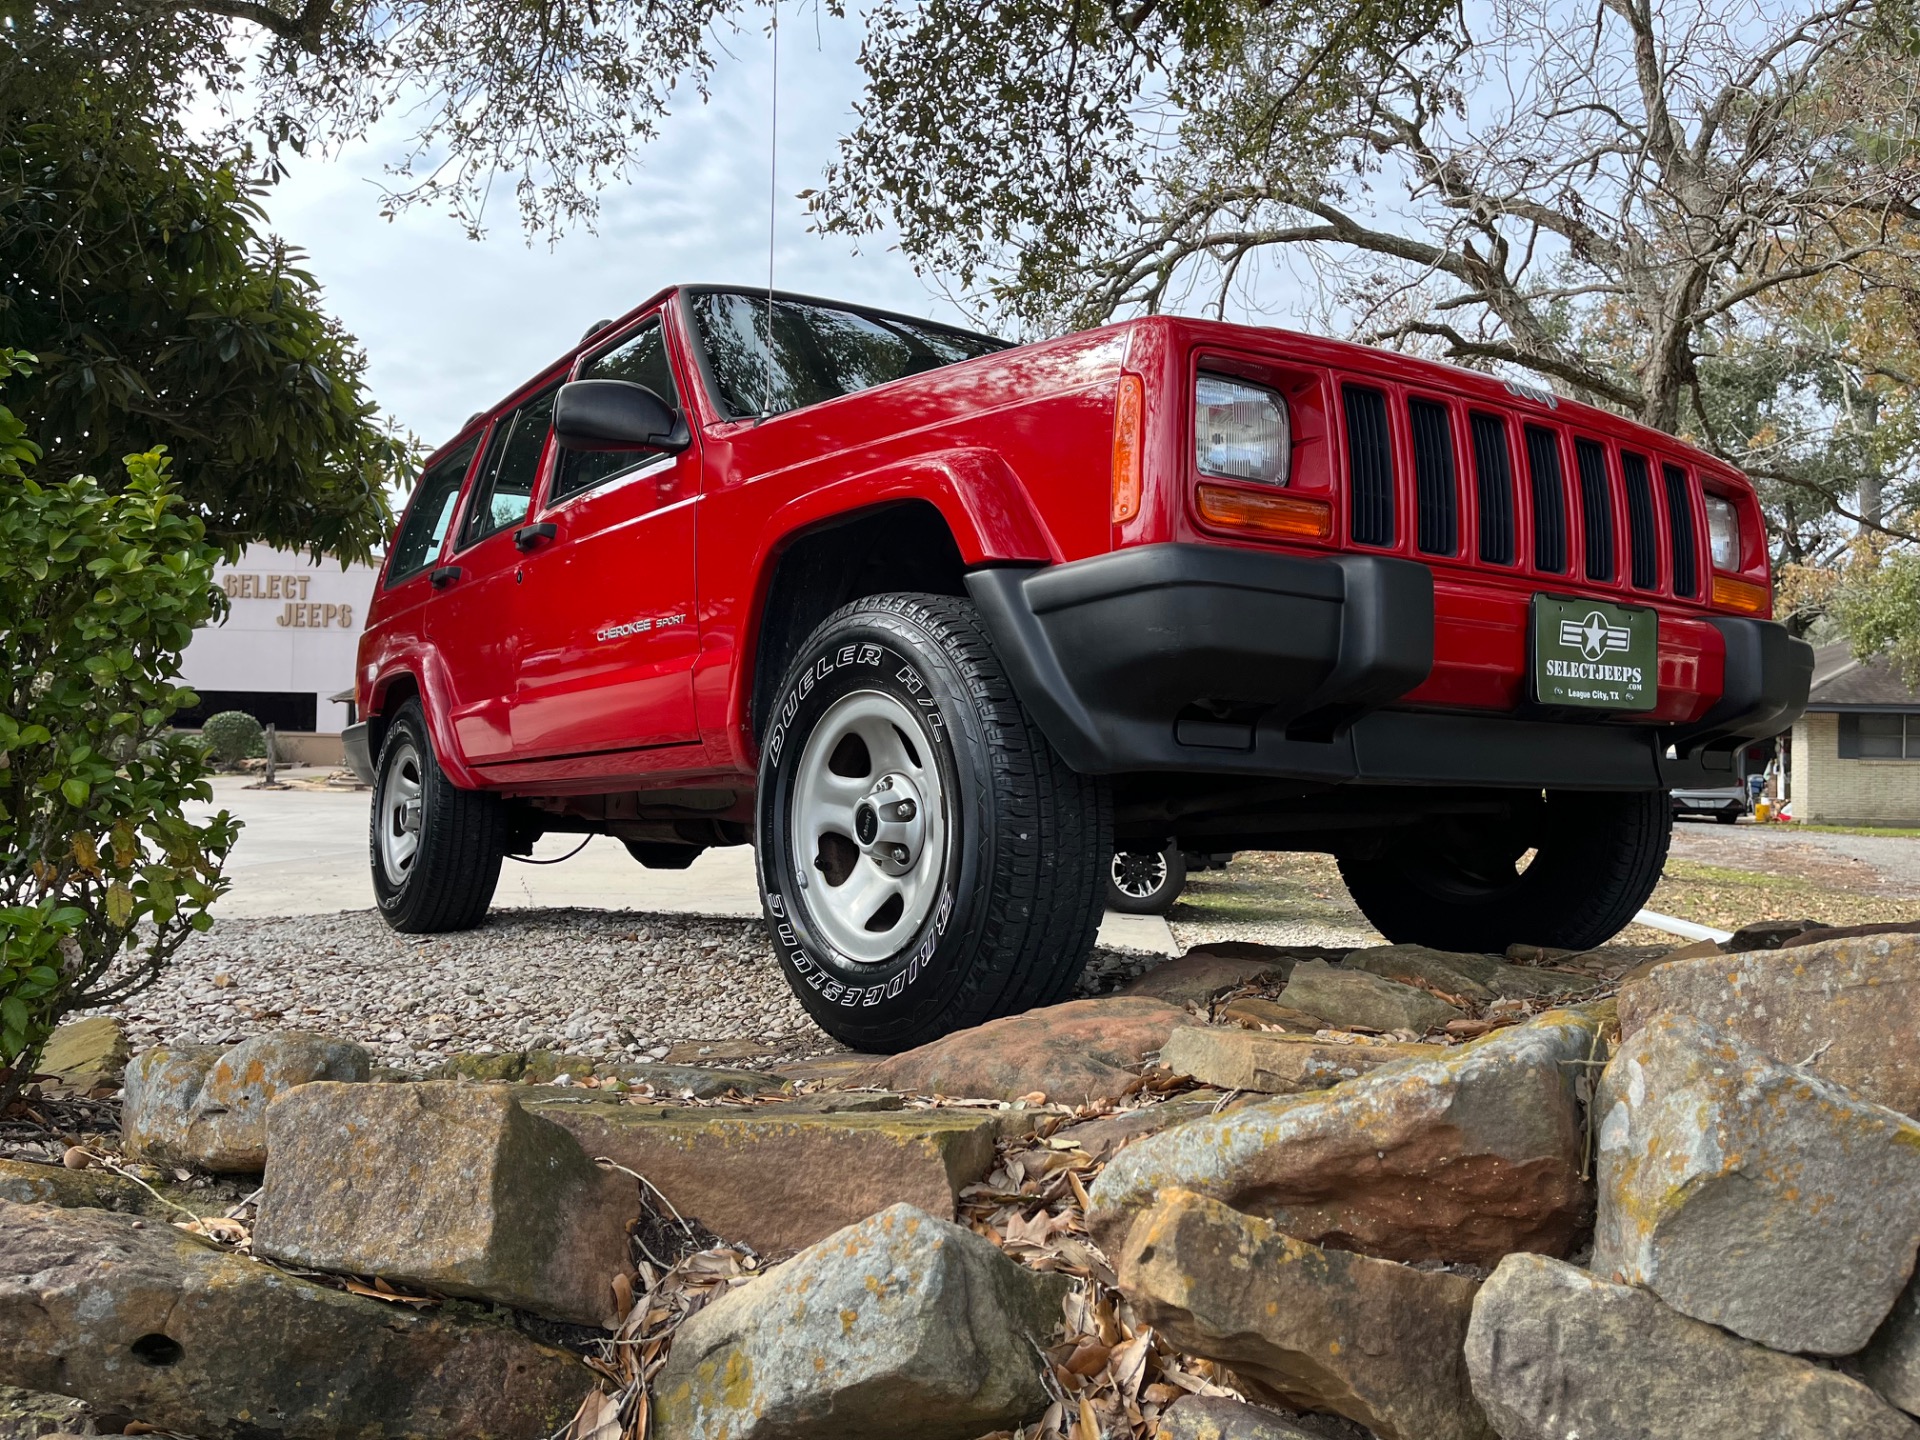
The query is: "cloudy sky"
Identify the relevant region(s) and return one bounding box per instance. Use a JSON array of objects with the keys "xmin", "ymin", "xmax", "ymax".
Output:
[{"xmin": 259, "ymin": 9, "xmax": 980, "ymax": 447}]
